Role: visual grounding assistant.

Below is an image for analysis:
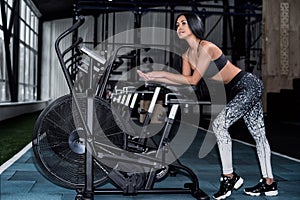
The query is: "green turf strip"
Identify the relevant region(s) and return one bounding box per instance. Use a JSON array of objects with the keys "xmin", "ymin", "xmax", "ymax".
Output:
[{"xmin": 0, "ymin": 112, "xmax": 40, "ymax": 165}]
